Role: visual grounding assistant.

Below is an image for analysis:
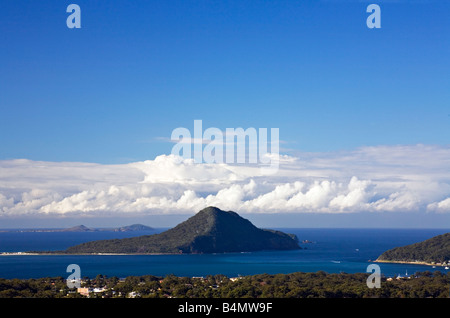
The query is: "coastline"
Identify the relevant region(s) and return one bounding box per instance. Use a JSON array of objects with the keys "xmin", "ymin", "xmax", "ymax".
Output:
[
  {"xmin": 0, "ymin": 252, "xmax": 176, "ymax": 256},
  {"xmin": 374, "ymin": 259, "xmax": 449, "ymax": 268}
]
